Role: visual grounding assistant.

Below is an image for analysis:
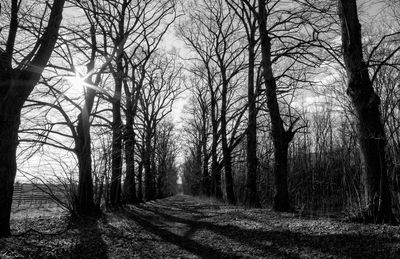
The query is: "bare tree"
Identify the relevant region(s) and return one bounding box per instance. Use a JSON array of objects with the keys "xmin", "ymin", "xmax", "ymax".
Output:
[
  {"xmin": 0, "ymin": 0, "xmax": 65, "ymax": 237},
  {"xmin": 177, "ymin": 22, "xmax": 224, "ymax": 199},
  {"xmin": 337, "ymin": 0, "xmax": 393, "ymax": 222},
  {"xmin": 154, "ymin": 120, "xmax": 178, "ymax": 198},
  {"xmin": 227, "ymin": 0, "xmax": 262, "ymax": 208},
  {"xmin": 182, "ymin": 74, "xmax": 212, "ymax": 196},
  {"xmin": 242, "ymin": 0, "xmax": 318, "ymax": 211},
  {"xmin": 179, "ymin": 0, "xmax": 247, "ymax": 204},
  {"xmin": 121, "ymin": 0, "xmax": 177, "ymax": 204},
  {"xmin": 137, "ymin": 52, "xmax": 182, "ymax": 201}
]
